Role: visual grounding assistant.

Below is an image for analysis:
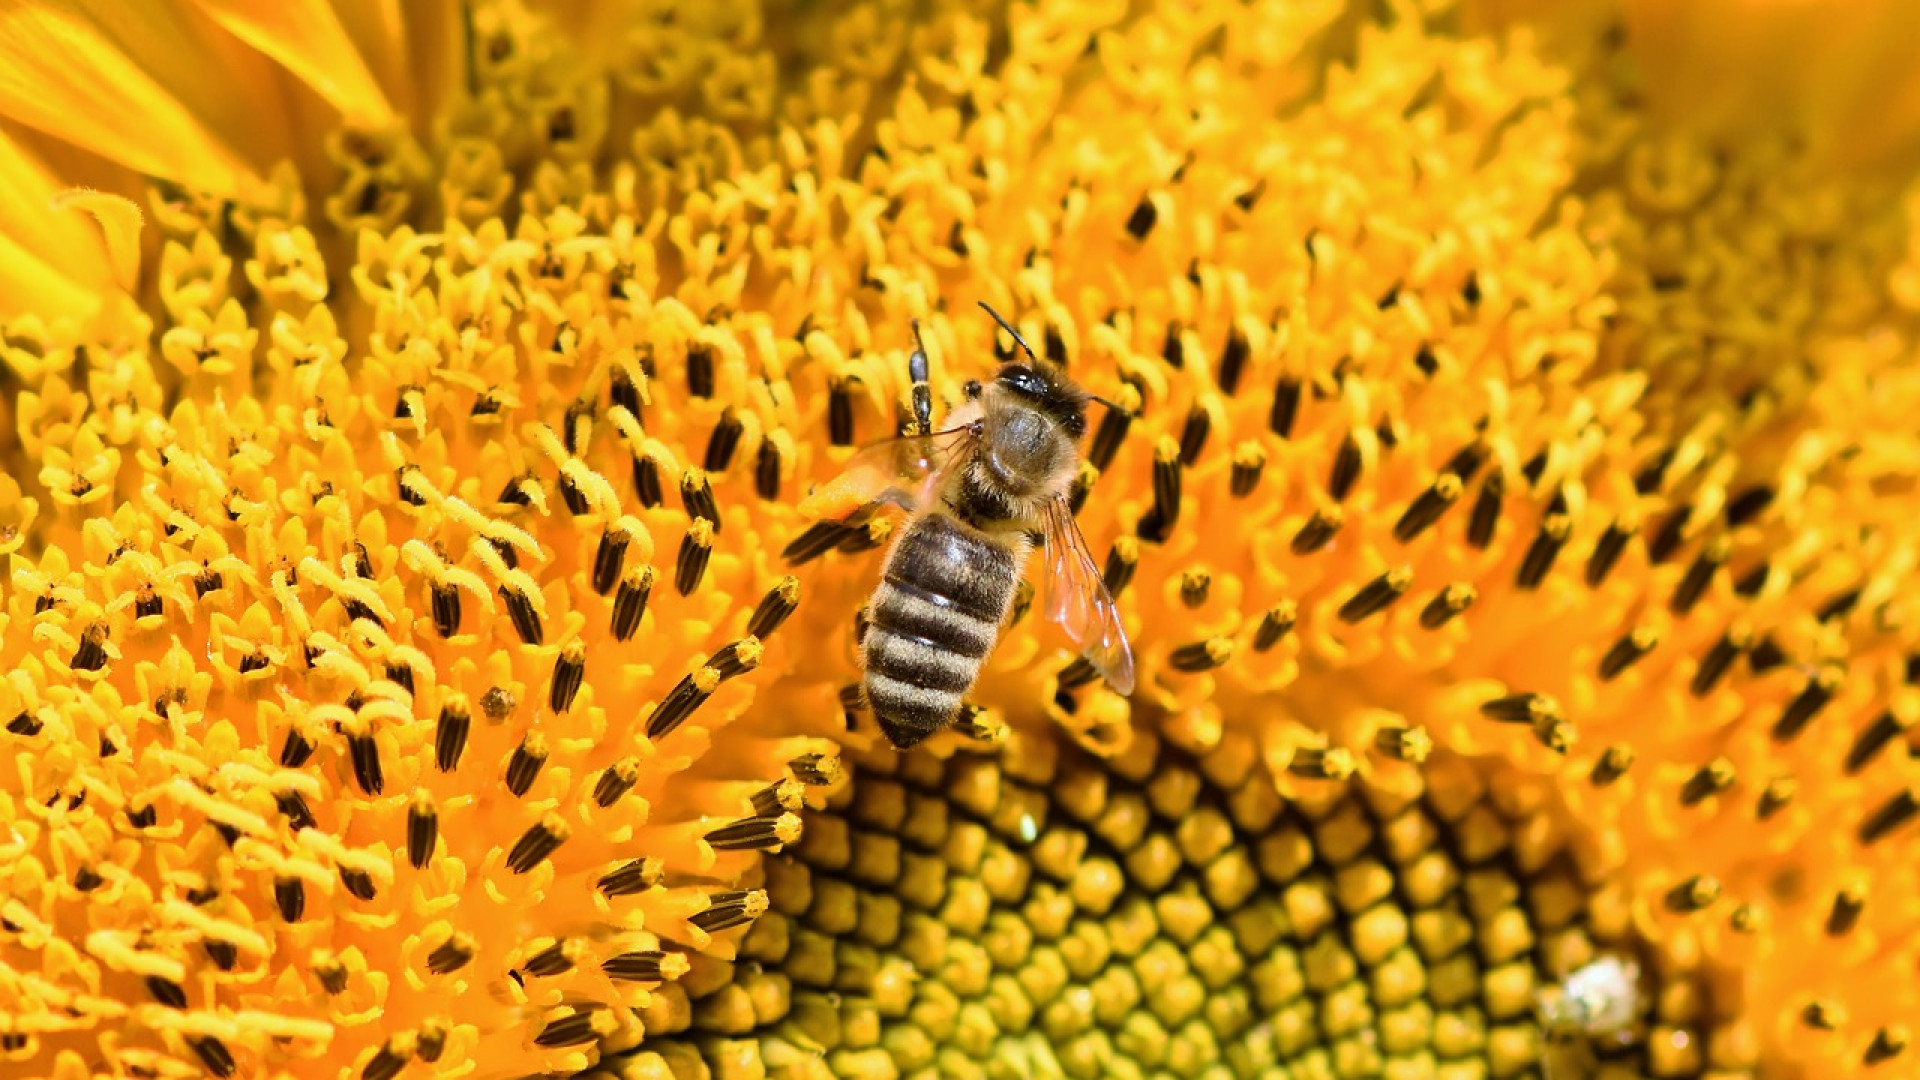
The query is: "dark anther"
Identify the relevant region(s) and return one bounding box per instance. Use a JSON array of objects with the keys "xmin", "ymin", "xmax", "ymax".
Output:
[
  {"xmin": 1419, "ymin": 584, "xmax": 1477, "ymax": 629},
  {"xmin": 1860, "ymin": 787, "xmax": 1920, "ymax": 846},
  {"xmin": 1481, "ymin": 693, "xmax": 1559, "ymax": 726},
  {"xmin": 549, "ymin": 645, "xmax": 585, "ymax": 713},
  {"xmin": 1773, "ymin": 667, "xmax": 1839, "ymax": 742},
  {"xmin": 592, "ymin": 526, "xmax": 631, "ymax": 596},
  {"xmin": 687, "ymin": 344, "xmax": 716, "ymax": 399},
  {"xmin": 781, "ymin": 520, "xmax": 856, "ymax": 566},
  {"xmin": 828, "ymin": 379, "xmax": 855, "ymax": 446},
  {"xmin": 1338, "ymin": 568, "xmax": 1412, "ymax": 623},
  {"xmin": 603, "ymin": 950, "xmax": 672, "ymax": 982},
  {"xmin": 610, "ymin": 366, "xmax": 642, "ymax": 418},
  {"xmin": 347, "ymin": 728, "xmax": 384, "ymax": 795},
  {"xmin": 1725, "ymin": 485, "xmax": 1774, "ymax": 526},
  {"xmin": 593, "ymin": 760, "xmax": 640, "ymax": 807},
  {"xmin": 435, "ymin": 699, "xmax": 471, "ymax": 772},
  {"xmin": 1177, "ymin": 406, "xmax": 1210, "ymax": 466},
  {"xmin": 1124, "ymin": 194, "xmax": 1157, "ymax": 240},
  {"xmin": 681, "ymin": 469, "xmax": 720, "ymax": 534},
  {"xmin": 146, "ymin": 976, "xmax": 188, "ymax": 1008},
  {"xmin": 705, "ymin": 411, "xmax": 744, "ymax": 471},
  {"xmin": 689, "ymin": 890, "xmax": 765, "ymax": 933},
  {"xmin": 408, "ymin": 795, "xmax": 437, "ymax": 868},
  {"xmin": 190, "ymin": 1037, "xmax": 236, "ymax": 1078},
  {"xmin": 524, "ymin": 940, "xmax": 576, "ymax": 977},
  {"xmin": 1679, "ymin": 759, "xmax": 1735, "ymax": 806},
  {"xmin": 1291, "ymin": 507, "xmax": 1343, "ymax": 555},
  {"xmin": 612, "ymin": 566, "xmax": 656, "ymax": 642},
  {"xmin": 1269, "ymin": 375, "xmax": 1303, "ymax": 439},
  {"xmin": 1586, "ymin": 518, "xmax": 1636, "ymax": 587},
  {"xmin": 676, "ymin": 520, "xmax": 714, "ymax": 596},
  {"xmin": 1328, "ymin": 431, "xmax": 1362, "ymax": 500},
  {"xmin": 1169, "ymin": 639, "xmax": 1233, "ymax": 673},
  {"xmin": 1645, "ymin": 505, "xmax": 1690, "ymax": 564},
  {"xmin": 274, "ymin": 877, "xmax": 306, "ymax": 921},
  {"xmin": 705, "ymin": 813, "xmax": 800, "ymax": 851},
  {"xmin": 790, "ymin": 753, "xmax": 840, "ymax": 786},
  {"xmin": 1087, "ymin": 399, "xmax": 1132, "ymax": 473},
  {"xmin": 1827, "ymin": 886, "xmax": 1865, "ymax": 937},
  {"xmin": 1818, "ymin": 587, "xmax": 1862, "ymax": 624},
  {"xmin": 1516, "ymin": 516, "xmax": 1571, "ymax": 590},
  {"xmin": 748, "ymin": 577, "xmax": 801, "ymax": 638},
  {"xmin": 1229, "ymin": 444, "xmax": 1265, "ymax": 498},
  {"xmin": 502, "ymin": 586, "xmax": 543, "ymax": 646},
  {"xmin": 755, "ymin": 437, "xmax": 783, "ymax": 500},
  {"xmin": 1598, "ymin": 625, "xmax": 1657, "ymax": 681},
  {"xmin": 496, "ymin": 474, "xmax": 534, "ymax": 508},
  {"xmin": 633, "ymin": 454, "xmax": 664, "ymax": 508},
  {"xmin": 1218, "ymin": 327, "xmax": 1250, "ymax": 394},
  {"xmin": 1671, "ymin": 537, "xmax": 1729, "ymax": 615},
  {"xmin": 1590, "ymin": 746, "xmax": 1633, "ymax": 786},
  {"xmin": 1690, "ymin": 628, "xmax": 1750, "ymax": 697},
  {"xmin": 598, "ymin": 857, "xmax": 664, "ymax": 897},
  {"xmin": 340, "ymin": 867, "xmax": 377, "ymax": 901},
  {"xmin": 1664, "ymin": 875, "xmax": 1720, "ymax": 913},
  {"xmin": 1466, "ymin": 472, "xmax": 1503, "ymax": 548},
  {"xmin": 280, "ymin": 727, "xmax": 315, "ymax": 768},
  {"xmin": 1845, "ymin": 710, "xmax": 1910, "ymax": 775},
  {"xmin": 506, "ymin": 816, "xmax": 569, "ymax": 874},
  {"xmin": 276, "ymin": 791, "xmax": 315, "ymax": 831},
  {"xmin": 506, "ymin": 733, "xmax": 549, "ymax": 797},
  {"xmin": 1180, "ymin": 570, "xmax": 1210, "ymax": 609},
  {"xmin": 1394, "ymin": 475, "xmax": 1463, "ymax": 543},
  {"xmin": 533, "ymin": 1009, "xmax": 603, "ymax": 1049},
  {"xmin": 1253, "ymin": 603, "xmax": 1297, "ymax": 652}
]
